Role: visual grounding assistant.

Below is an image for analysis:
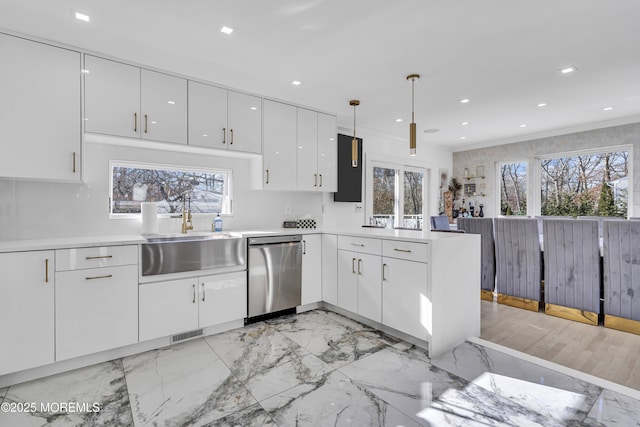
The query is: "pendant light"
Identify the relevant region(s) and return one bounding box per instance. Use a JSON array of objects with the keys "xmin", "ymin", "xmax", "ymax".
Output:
[
  {"xmin": 407, "ymin": 74, "xmax": 420, "ymax": 156},
  {"xmin": 349, "ymin": 100, "xmax": 360, "ymax": 167}
]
